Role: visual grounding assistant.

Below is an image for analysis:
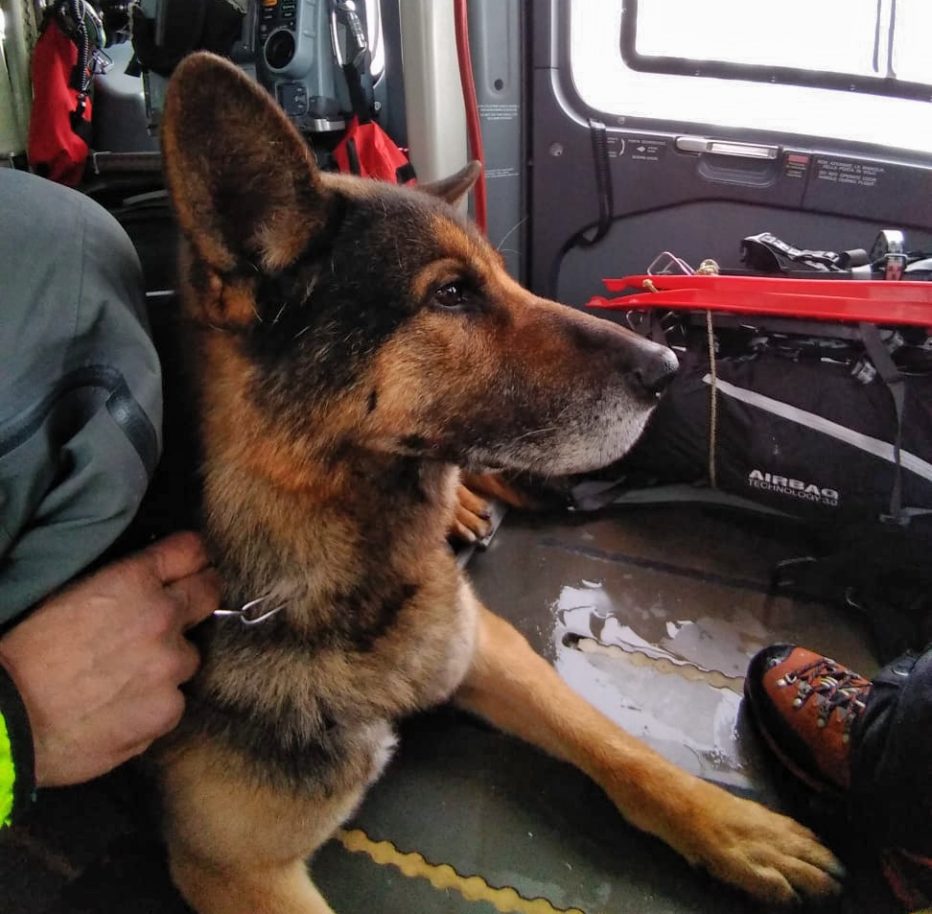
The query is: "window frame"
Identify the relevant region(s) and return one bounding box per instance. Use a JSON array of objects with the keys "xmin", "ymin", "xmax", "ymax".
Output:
[{"xmin": 619, "ymin": 0, "xmax": 932, "ymax": 104}]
